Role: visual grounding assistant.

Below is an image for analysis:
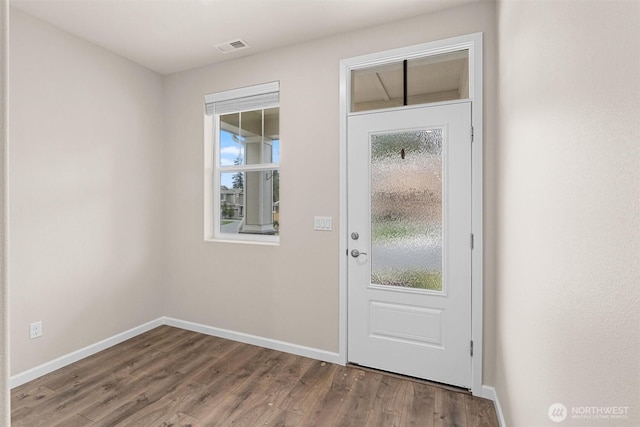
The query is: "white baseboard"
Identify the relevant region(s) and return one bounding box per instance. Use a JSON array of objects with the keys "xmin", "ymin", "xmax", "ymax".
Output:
[
  {"xmin": 11, "ymin": 316, "xmax": 342, "ymax": 389},
  {"xmin": 10, "ymin": 318, "xmax": 164, "ymax": 389},
  {"xmin": 482, "ymin": 385, "xmax": 507, "ymax": 427},
  {"xmin": 162, "ymin": 316, "xmax": 342, "ymax": 365}
]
